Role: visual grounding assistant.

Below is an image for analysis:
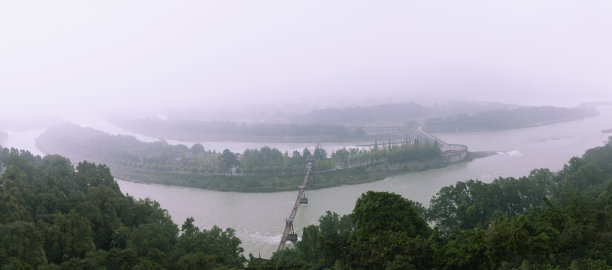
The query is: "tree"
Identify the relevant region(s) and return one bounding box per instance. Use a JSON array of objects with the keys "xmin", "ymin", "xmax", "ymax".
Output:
[
  {"xmin": 347, "ymin": 191, "xmax": 431, "ymax": 269},
  {"xmin": 295, "ymin": 211, "xmax": 352, "ymax": 268},
  {"xmin": 191, "ymin": 143, "xmax": 205, "ymax": 155},
  {"xmin": 302, "ymin": 148, "xmax": 312, "ymax": 161},
  {"xmin": 218, "ymin": 149, "xmax": 238, "ymax": 175},
  {"xmin": 170, "ymin": 218, "xmax": 246, "ymax": 269},
  {"xmin": 352, "ymin": 191, "xmax": 429, "ymax": 240},
  {"xmin": 314, "ymin": 146, "xmax": 327, "ymax": 160}
]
